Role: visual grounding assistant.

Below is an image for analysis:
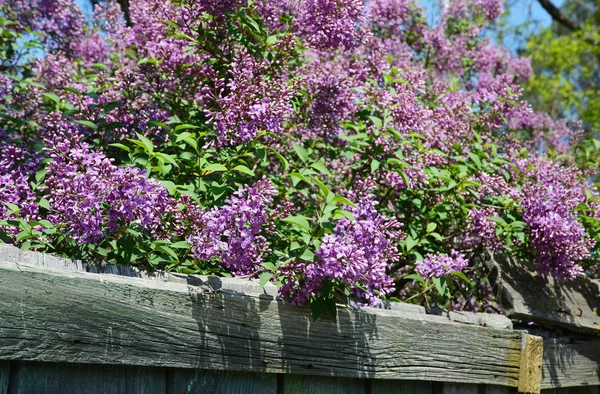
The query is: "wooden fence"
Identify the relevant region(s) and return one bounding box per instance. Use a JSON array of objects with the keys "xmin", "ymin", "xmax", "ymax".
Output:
[{"xmin": 0, "ymin": 244, "xmax": 598, "ymax": 393}]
